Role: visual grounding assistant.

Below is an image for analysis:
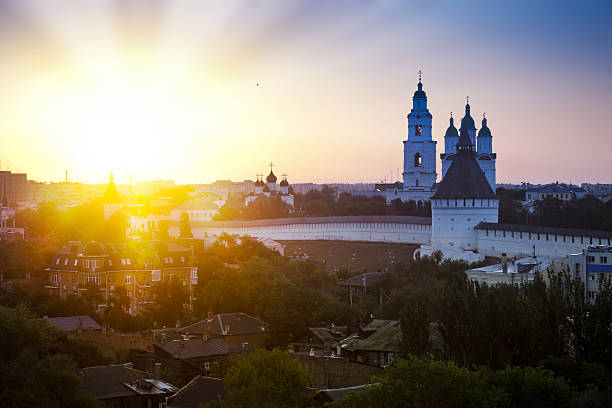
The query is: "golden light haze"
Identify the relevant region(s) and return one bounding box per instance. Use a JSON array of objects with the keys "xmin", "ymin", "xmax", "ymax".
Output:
[{"xmin": 0, "ymin": 1, "xmax": 610, "ymax": 184}]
